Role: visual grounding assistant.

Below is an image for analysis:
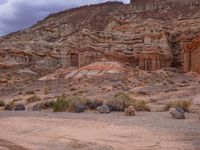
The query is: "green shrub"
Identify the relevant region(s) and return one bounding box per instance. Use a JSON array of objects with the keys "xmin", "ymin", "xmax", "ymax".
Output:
[
  {"xmin": 107, "ymin": 92, "xmax": 135, "ymax": 111},
  {"xmin": 53, "ymin": 95, "xmax": 68, "ymax": 112},
  {"xmin": 26, "ymin": 95, "xmax": 41, "ymax": 103},
  {"xmin": 164, "ymin": 100, "xmax": 192, "ymax": 112},
  {"xmin": 0, "ymin": 100, "xmax": 5, "ymax": 107},
  {"xmin": 53, "ymin": 95, "xmax": 89, "ymax": 112}
]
